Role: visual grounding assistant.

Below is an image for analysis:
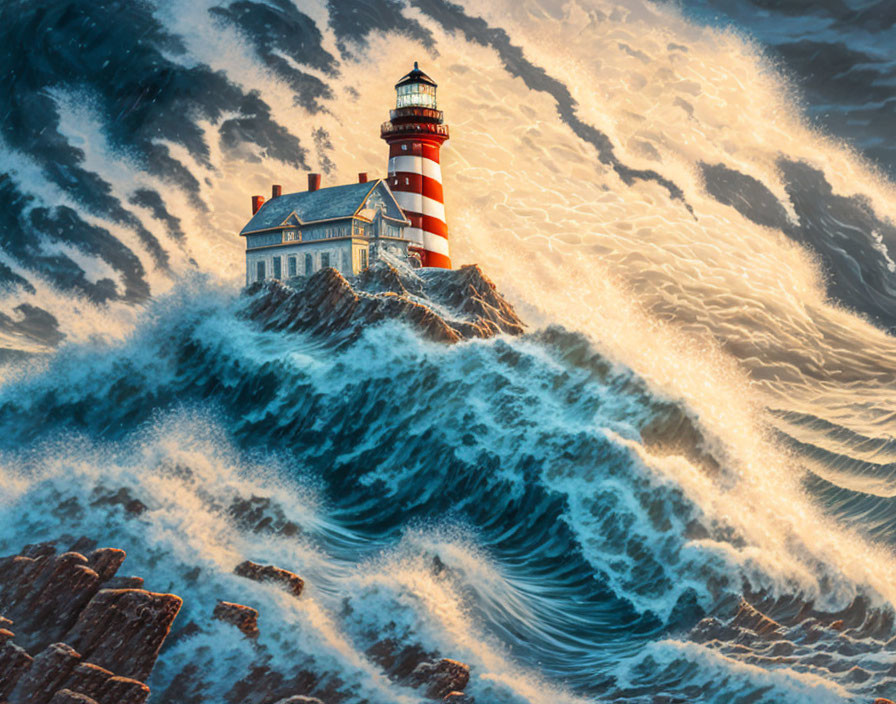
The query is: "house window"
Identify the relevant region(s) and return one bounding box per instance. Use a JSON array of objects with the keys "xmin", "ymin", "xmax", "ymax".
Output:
[
  {"xmin": 256, "ymin": 260, "xmax": 265, "ymax": 281},
  {"xmin": 342, "ymin": 249, "xmax": 350, "ymax": 272},
  {"xmin": 405, "ymin": 178, "xmax": 409, "ymax": 185},
  {"xmin": 305, "ymin": 253, "xmax": 313, "ymax": 274},
  {"xmin": 402, "ymin": 144, "xmax": 407, "ymax": 151},
  {"xmin": 273, "ymin": 256, "xmax": 281, "ymax": 279},
  {"xmin": 321, "ymin": 252, "xmax": 330, "ymax": 268},
  {"xmin": 360, "ymin": 249, "xmax": 368, "ymax": 270},
  {"xmin": 288, "ymin": 256, "xmax": 297, "ymax": 277}
]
